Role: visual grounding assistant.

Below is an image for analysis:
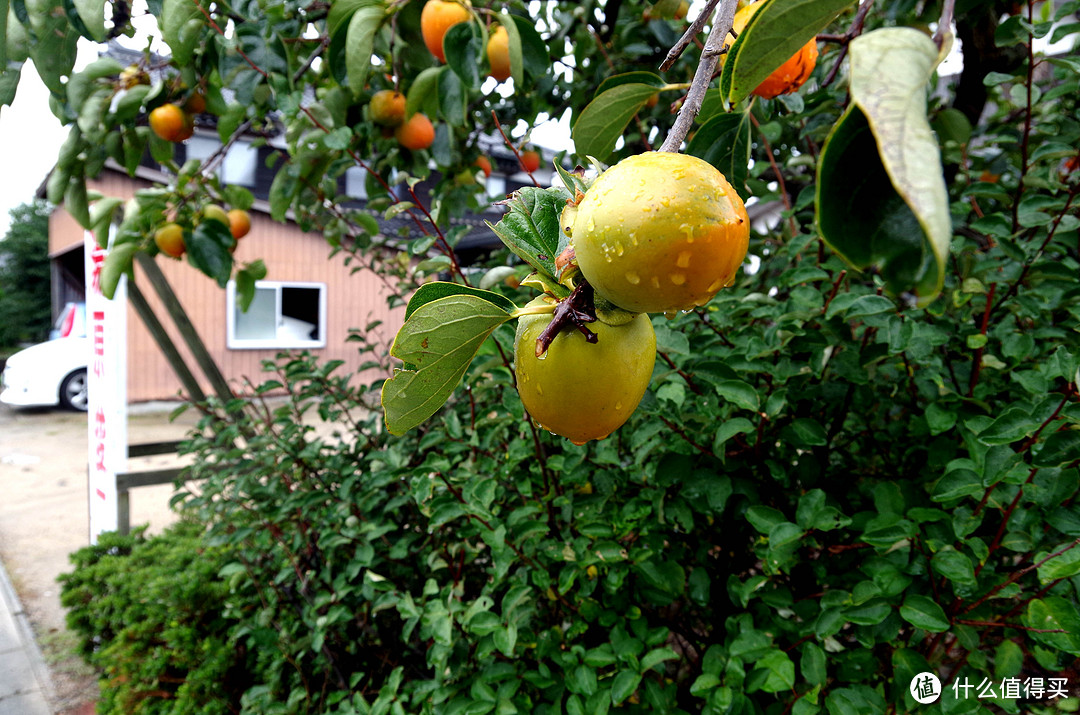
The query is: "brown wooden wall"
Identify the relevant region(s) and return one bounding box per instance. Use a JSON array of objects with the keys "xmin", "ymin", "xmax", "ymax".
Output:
[{"xmin": 49, "ymin": 170, "xmax": 405, "ymax": 403}]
